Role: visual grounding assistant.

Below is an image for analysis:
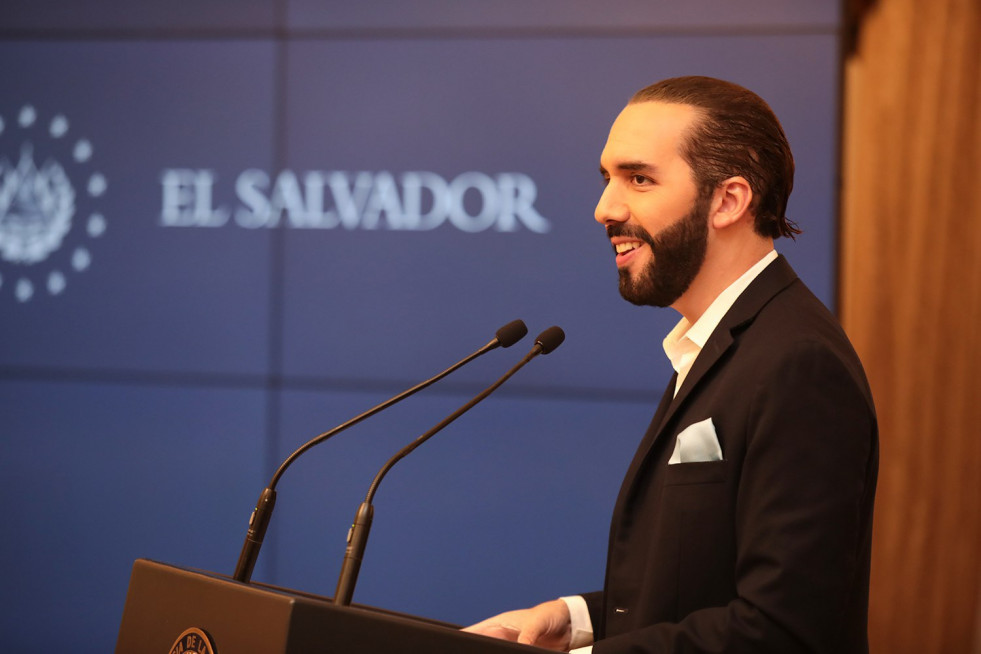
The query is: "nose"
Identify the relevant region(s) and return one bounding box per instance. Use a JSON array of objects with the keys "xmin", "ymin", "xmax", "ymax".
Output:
[{"xmin": 594, "ymin": 182, "xmax": 628, "ymax": 226}]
